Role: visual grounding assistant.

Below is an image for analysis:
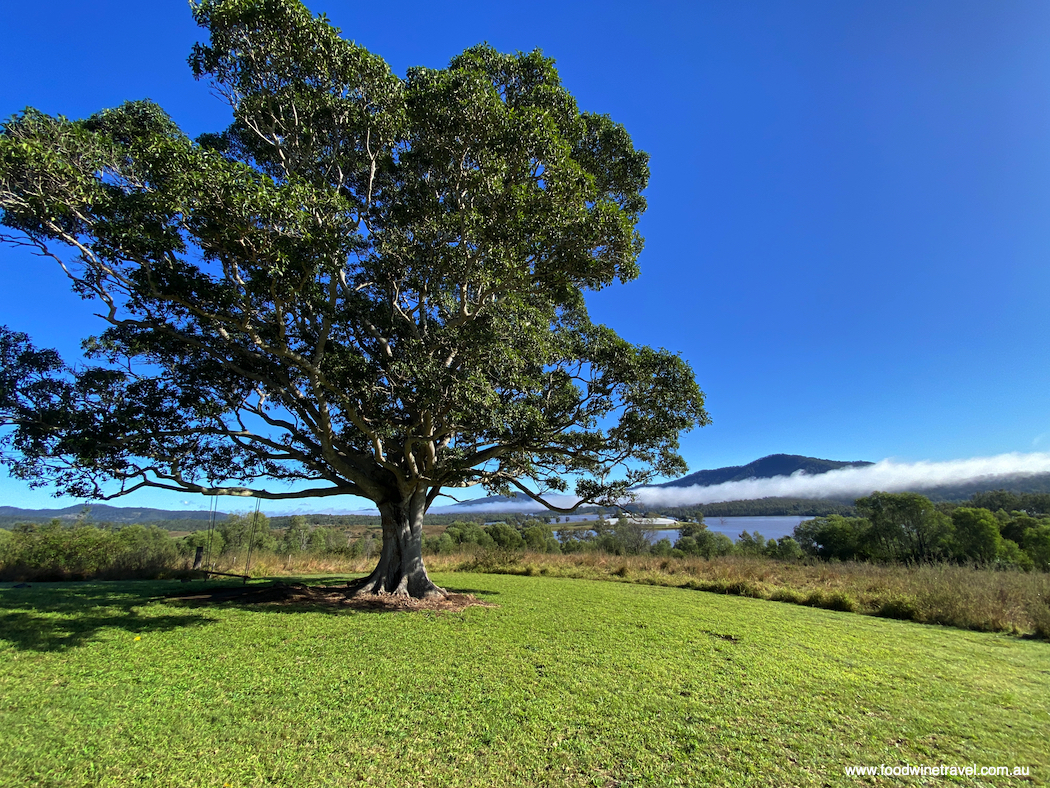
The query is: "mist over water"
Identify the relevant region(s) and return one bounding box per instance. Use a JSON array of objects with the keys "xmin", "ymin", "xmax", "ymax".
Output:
[
  {"xmin": 634, "ymin": 453, "xmax": 1050, "ymax": 507},
  {"xmin": 426, "ymin": 453, "xmax": 1050, "ymax": 515},
  {"xmin": 650, "ymin": 516, "xmax": 811, "ymax": 543}
]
